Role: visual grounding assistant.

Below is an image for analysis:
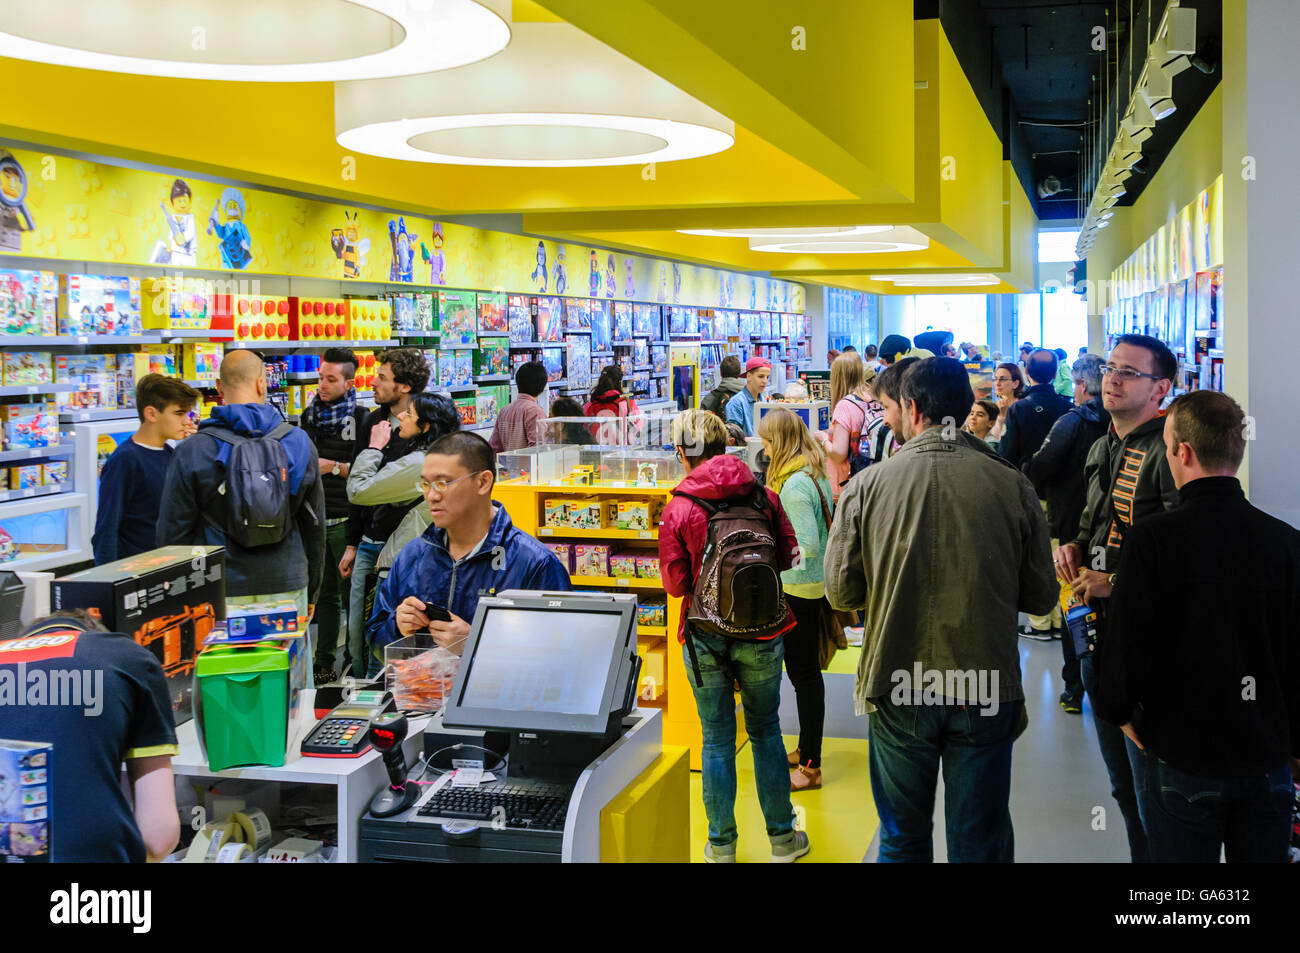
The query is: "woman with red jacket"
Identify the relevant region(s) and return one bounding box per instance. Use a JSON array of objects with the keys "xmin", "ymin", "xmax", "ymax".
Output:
[
  {"xmin": 584, "ymin": 365, "xmax": 641, "ymax": 444},
  {"xmin": 658, "ymin": 409, "xmax": 810, "ymax": 864}
]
